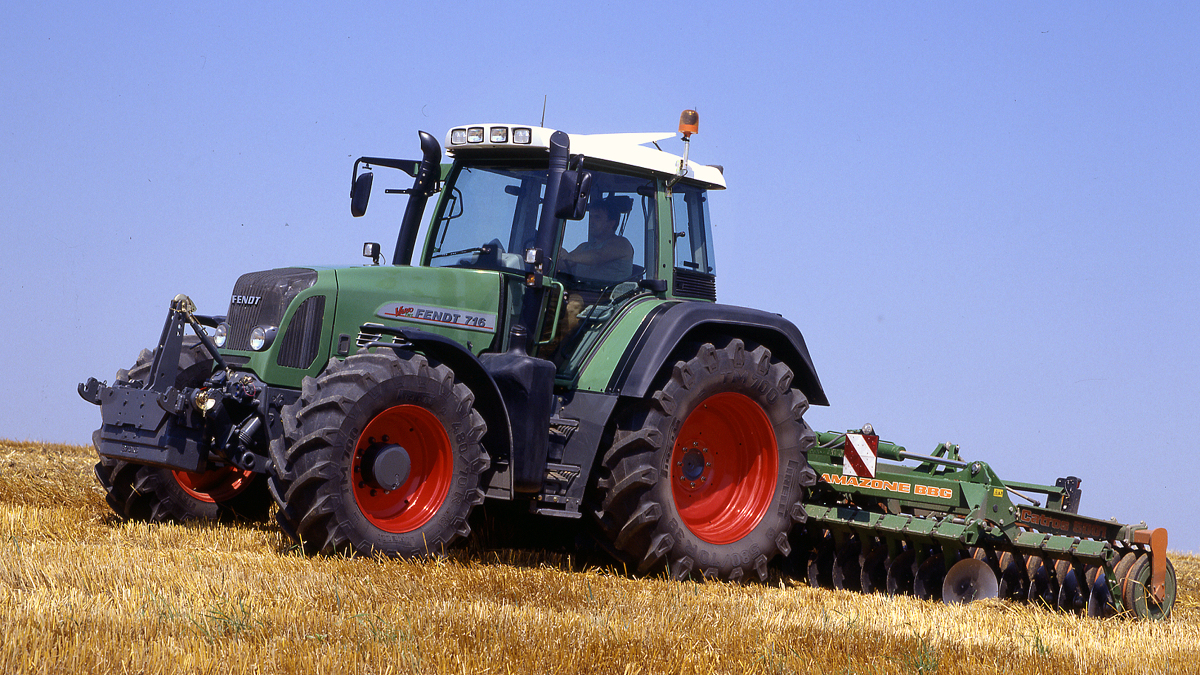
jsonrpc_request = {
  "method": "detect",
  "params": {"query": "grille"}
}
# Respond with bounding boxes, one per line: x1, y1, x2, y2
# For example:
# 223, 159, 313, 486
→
673, 268, 717, 301
276, 295, 326, 369
225, 268, 317, 351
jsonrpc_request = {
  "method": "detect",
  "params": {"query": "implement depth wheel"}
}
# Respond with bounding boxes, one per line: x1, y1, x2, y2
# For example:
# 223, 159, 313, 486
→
94, 339, 270, 522
1122, 554, 1176, 621
593, 339, 816, 582
270, 350, 488, 557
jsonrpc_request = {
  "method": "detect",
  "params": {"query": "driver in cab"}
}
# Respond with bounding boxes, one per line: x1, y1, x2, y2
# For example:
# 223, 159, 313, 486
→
544, 197, 637, 353
557, 197, 634, 283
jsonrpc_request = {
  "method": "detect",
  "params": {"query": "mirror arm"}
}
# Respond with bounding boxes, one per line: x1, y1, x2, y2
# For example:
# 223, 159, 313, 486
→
392, 131, 443, 266
354, 156, 422, 177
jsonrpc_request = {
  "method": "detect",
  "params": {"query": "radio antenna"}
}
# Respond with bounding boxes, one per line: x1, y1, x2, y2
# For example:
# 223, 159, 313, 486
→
541, 95, 547, 127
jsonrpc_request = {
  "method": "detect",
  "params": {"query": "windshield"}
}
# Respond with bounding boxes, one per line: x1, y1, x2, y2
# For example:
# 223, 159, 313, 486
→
426, 164, 546, 272
426, 163, 658, 285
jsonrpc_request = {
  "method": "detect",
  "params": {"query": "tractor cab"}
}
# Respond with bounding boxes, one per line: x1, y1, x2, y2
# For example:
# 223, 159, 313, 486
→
401, 121, 726, 374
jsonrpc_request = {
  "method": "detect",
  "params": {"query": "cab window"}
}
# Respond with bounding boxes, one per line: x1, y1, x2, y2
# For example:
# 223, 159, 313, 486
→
670, 183, 716, 275
556, 170, 656, 286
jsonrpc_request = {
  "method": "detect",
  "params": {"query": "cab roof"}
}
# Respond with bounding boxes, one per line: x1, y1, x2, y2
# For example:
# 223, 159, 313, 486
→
444, 124, 726, 189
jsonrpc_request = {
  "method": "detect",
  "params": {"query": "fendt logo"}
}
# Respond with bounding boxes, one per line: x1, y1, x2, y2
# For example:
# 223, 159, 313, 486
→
231, 295, 262, 306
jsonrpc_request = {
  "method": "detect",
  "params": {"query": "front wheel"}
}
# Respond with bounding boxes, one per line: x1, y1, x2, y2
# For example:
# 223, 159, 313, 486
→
269, 350, 489, 557
593, 339, 816, 582
95, 459, 266, 522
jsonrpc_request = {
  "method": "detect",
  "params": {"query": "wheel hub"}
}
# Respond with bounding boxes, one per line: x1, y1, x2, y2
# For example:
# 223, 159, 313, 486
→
362, 443, 412, 492
676, 444, 711, 490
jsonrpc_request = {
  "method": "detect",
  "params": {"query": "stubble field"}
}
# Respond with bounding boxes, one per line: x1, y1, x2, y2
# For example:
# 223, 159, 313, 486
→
1, 439, 1197, 674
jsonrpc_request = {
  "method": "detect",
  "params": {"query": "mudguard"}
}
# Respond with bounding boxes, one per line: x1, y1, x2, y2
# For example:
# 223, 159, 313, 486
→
606, 301, 828, 406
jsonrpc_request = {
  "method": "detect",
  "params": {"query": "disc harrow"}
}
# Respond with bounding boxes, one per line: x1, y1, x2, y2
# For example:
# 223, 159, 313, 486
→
790, 428, 1175, 620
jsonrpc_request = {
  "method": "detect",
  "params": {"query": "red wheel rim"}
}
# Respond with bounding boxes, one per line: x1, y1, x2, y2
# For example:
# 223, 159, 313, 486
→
172, 465, 255, 503
670, 392, 778, 545
352, 404, 453, 533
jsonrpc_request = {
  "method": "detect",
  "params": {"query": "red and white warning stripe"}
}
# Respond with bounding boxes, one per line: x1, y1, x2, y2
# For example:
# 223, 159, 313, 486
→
843, 433, 879, 479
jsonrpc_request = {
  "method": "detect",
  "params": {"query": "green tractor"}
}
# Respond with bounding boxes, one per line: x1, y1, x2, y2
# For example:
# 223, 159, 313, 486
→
79, 111, 1175, 618
80, 111, 822, 582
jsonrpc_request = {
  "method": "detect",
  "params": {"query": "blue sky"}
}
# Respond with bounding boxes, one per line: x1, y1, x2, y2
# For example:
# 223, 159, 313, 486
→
2, 2, 1197, 552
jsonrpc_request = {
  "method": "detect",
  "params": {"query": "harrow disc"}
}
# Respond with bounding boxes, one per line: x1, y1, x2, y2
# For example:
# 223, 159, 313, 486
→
942, 558, 999, 604
914, 554, 946, 601
832, 537, 863, 591
886, 547, 917, 595
806, 532, 835, 589
1086, 566, 1115, 618
1112, 551, 1138, 589
1026, 556, 1059, 608
1055, 560, 1086, 614
996, 551, 1029, 600
860, 541, 889, 593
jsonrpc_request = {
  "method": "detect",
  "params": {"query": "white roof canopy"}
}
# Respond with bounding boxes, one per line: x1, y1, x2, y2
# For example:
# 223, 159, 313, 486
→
444, 124, 726, 189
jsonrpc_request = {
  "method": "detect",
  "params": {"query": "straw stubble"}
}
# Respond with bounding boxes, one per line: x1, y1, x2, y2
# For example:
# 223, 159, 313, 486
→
1, 440, 1196, 674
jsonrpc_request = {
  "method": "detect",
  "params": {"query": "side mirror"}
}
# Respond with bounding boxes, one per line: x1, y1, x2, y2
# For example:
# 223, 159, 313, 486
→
554, 168, 592, 220
350, 171, 374, 217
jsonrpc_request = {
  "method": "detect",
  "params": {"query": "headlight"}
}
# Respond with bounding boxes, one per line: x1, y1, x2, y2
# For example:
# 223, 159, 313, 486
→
512, 127, 532, 144
450, 128, 467, 145
466, 126, 484, 143
249, 326, 276, 351
489, 126, 508, 143
213, 322, 230, 348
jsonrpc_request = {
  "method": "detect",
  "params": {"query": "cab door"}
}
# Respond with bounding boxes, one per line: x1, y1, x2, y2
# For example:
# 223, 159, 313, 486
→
546, 170, 665, 382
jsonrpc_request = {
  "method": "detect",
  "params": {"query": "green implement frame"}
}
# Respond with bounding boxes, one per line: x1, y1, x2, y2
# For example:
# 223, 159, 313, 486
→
797, 429, 1174, 619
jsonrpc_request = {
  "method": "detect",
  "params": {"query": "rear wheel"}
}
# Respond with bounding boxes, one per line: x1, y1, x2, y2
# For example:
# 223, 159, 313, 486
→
593, 339, 816, 582
94, 339, 270, 522
269, 350, 489, 557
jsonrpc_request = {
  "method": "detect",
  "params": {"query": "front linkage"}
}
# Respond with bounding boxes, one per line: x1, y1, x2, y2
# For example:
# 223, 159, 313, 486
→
79, 294, 288, 478
793, 427, 1175, 620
